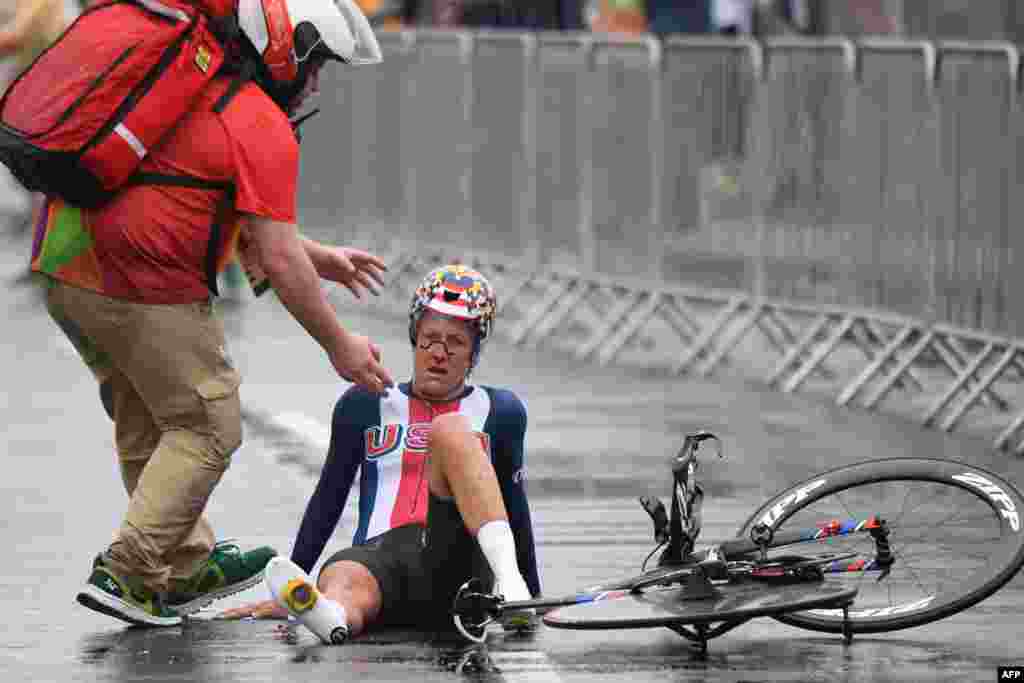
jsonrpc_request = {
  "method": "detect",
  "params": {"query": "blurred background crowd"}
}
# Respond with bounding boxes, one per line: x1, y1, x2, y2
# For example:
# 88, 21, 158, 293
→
3, 1, 1023, 84
365, 0, 1024, 42
2, 0, 1021, 121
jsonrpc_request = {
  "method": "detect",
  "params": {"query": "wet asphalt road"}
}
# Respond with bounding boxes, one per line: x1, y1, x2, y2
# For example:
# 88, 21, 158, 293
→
1, 230, 1022, 682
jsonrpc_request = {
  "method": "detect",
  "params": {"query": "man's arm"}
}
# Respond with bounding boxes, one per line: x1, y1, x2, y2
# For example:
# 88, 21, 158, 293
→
247, 217, 352, 354
489, 390, 542, 597
290, 392, 364, 573
245, 216, 392, 391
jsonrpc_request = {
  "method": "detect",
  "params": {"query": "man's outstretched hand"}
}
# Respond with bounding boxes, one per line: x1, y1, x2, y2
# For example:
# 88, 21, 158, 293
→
330, 333, 393, 395
313, 245, 387, 299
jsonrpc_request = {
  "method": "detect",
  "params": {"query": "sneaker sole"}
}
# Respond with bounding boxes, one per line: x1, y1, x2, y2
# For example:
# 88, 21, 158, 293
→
77, 585, 182, 627
281, 580, 348, 645
167, 570, 266, 616
266, 557, 348, 645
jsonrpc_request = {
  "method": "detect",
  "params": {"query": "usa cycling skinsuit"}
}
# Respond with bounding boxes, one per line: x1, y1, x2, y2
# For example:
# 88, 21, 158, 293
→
289, 381, 541, 628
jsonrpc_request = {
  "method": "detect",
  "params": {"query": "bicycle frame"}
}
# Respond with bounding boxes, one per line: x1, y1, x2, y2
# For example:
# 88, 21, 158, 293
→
457, 514, 890, 621
716, 515, 893, 572
456, 439, 1024, 653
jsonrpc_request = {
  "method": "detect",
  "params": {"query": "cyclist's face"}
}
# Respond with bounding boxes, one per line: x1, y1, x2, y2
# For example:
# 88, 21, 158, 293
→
413, 312, 475, 400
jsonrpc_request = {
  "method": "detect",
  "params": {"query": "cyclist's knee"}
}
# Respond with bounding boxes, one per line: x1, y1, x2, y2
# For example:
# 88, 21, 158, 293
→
428, 413, 474, 460
318, 560, 382, 627
320, 560, 377, 594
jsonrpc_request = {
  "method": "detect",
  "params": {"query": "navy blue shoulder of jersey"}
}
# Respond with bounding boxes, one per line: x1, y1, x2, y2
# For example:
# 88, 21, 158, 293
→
480, 385, 527, 445
333, 385, 382, 429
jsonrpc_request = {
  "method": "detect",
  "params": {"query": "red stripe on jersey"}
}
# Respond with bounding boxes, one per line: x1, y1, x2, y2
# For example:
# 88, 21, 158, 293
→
389, 397, 461, 528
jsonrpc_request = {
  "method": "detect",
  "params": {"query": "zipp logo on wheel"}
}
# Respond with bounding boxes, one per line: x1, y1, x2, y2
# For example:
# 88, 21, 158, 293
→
758, 479, 828, 528
952, 473, 1021, 532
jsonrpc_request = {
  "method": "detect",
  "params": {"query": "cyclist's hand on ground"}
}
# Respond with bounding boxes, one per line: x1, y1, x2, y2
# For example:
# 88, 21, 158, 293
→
330, 333, 394, 394
216, 600, 288, 620
316, 246, 387, 299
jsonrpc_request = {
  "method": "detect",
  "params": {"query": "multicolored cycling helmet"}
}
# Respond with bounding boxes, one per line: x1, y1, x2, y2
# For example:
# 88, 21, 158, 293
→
408, 265, 497, 367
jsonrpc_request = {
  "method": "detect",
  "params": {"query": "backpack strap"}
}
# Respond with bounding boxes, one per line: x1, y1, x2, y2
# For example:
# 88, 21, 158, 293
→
213, 65, 249, 114
127, 172, 230, 191
124, 171, 235, 296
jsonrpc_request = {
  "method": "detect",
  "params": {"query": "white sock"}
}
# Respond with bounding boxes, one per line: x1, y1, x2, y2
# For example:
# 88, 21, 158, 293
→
476, 519, 525, 596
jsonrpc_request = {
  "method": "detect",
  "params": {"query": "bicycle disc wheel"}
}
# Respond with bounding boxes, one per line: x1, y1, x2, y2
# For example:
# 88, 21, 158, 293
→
735, 458, 1024, 634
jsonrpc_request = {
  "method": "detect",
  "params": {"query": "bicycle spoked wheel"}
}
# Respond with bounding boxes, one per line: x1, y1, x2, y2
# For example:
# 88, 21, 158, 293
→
735, 458, 1024, 634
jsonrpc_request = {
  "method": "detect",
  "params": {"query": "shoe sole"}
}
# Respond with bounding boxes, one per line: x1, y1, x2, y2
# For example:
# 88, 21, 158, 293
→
77, 585, 182, 627
265, 557, 348, 645
167, 570, 267, 616
282, 579, 348, 645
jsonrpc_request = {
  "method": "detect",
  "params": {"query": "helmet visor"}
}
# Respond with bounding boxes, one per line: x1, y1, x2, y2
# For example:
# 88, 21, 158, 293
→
293, 21, 341, 64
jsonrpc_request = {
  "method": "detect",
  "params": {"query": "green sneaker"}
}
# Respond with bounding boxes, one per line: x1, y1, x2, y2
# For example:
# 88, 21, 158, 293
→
77, 561, 182, 627
166, 540, 277, 615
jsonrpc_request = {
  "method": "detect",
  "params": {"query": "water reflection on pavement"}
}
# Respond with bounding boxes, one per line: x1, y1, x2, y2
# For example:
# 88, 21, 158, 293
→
53, 498, 1023, 683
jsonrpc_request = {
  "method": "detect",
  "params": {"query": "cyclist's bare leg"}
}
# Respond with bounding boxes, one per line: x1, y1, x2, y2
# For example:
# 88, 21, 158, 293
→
315, 560, 383, 638
427, 413, 532, 608
427, 413, 505, 533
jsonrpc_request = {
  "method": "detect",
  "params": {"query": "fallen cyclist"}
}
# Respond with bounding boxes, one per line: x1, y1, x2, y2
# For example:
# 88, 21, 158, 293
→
220, 265, 542, 642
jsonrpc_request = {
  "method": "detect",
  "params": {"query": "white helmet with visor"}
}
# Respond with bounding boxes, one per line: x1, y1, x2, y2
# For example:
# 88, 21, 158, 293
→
237, 0, 381, 110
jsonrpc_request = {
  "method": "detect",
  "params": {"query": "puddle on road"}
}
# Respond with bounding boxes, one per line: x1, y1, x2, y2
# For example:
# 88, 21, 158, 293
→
65, 615, 1017, 683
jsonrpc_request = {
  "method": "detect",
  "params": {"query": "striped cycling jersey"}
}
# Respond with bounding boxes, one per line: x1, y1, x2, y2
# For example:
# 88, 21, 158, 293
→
290, 381, 541, 597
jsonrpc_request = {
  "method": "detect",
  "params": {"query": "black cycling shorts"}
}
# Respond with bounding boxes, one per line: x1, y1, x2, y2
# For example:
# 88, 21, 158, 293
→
321, 493, 494, 629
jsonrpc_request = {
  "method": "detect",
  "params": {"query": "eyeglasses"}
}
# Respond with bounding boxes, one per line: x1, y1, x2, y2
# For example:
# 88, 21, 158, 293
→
417, 339, 463, 358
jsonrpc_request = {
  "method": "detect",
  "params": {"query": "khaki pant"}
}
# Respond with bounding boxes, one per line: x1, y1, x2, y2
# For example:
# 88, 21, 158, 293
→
45, 279, 242, 592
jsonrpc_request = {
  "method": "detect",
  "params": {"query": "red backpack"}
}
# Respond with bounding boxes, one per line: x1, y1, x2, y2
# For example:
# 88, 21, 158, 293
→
0, 0, 246, 209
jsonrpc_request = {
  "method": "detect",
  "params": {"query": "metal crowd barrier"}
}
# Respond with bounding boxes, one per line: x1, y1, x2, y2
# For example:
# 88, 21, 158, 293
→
296, 31, 1024, 453
334, 241, 1024, 455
